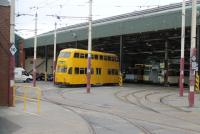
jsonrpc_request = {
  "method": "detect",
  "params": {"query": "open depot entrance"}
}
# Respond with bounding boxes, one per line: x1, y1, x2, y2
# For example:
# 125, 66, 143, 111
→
25, 27, 196, 85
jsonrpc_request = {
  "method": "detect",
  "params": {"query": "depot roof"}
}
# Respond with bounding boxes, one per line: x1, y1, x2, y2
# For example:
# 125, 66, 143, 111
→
0, 0, 9, 6
24, 1, 200, 48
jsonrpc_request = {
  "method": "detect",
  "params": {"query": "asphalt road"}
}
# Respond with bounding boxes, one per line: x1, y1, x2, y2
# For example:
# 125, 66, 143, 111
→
11, 82, 200, 134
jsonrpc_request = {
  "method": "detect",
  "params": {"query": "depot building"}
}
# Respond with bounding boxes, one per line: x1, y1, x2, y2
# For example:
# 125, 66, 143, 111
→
23, 1, 200, 85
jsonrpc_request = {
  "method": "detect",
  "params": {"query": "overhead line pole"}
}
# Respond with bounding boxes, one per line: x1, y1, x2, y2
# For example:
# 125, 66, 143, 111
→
179, 0, 186, 97
189, 0, 197, 107
87, 0, 93, 93
9, 0, 15, 106
53, 22, 57, 84
33, 12, 38, 87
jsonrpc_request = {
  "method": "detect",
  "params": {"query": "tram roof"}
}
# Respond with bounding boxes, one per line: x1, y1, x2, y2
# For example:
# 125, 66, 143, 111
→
60, 48, 117, 56
24, 1, 200, 48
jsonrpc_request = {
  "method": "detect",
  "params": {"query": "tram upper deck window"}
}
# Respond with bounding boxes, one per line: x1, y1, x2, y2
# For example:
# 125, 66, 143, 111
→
100, 55, 103, 60
80, 53, 85, 58
74, 53, 79, 58
115, 57, 119, 62
104, 56, 108, 61
57, 66, 67, 73
94, 55, 98, 60
68, 67, 72, 74
85, 54, 88, 59
58, 52, 71, 58
108, 56, 111, 61
111, 57, 114, 61
91, 54, 94, 59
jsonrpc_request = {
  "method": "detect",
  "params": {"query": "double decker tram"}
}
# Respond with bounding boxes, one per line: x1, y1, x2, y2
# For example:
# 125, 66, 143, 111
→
55, 48, 120, 85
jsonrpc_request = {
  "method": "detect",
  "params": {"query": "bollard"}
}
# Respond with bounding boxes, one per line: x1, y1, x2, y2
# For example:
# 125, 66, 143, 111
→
119, 73, 123, 86
37, 87, 41, 113
45, 72, 47, 82
13, 86, 16, 107
195, 72, 200, 93
23, 87, 27, 112
15, 85, 41, 113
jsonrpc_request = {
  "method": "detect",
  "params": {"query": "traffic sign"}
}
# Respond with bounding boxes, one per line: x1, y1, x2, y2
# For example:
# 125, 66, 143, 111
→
10, 44, 17, 55
191, 56, 196, 61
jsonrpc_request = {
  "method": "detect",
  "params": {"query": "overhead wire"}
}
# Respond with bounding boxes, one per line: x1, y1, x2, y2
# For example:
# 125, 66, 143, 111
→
15, 0, 183, 38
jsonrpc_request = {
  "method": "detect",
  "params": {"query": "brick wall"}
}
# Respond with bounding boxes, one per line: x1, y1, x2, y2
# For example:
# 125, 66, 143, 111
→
0, 5, 10, 106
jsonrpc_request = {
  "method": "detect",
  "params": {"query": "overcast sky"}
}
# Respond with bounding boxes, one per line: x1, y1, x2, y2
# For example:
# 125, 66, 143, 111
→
15, 0, 183, 38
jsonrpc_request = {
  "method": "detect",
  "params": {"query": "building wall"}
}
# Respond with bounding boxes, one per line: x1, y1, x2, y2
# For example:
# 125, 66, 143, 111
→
0, 5, 10, 106
15, 35, 25, 68
25, 57, 53, 74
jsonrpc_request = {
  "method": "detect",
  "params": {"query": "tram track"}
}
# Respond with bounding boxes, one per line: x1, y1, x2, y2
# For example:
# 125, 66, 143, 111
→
159, 93, 190, 112
52, 88, 200, 134
42, 89, 154, 134
143, 91, 200, 125
115, 89, 189, 114
15, 84, 200, 134
114, 88, 200, 133
43, 96, 154, 134
42, 96, 96, 134
114, 89, 160, 113
43, 90, 200, 134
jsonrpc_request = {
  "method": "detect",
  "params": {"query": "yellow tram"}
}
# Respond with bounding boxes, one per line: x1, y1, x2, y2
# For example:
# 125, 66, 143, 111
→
55, 48, 120, 85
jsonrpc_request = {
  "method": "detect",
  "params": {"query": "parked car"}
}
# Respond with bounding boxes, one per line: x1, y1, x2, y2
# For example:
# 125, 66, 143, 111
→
47, 74, 53, 81
14, 67, 33, 83
36, 73, 45, 81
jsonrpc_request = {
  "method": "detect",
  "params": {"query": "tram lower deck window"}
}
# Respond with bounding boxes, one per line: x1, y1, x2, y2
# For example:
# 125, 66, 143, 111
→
75, 67, 79, 74
80, 68, 85, 74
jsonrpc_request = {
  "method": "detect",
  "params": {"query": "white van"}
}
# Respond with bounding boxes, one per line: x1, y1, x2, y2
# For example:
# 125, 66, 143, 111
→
14, 67, 33, 83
